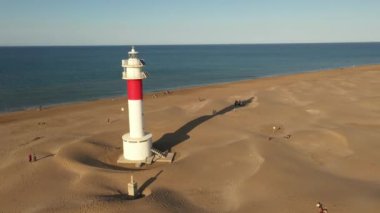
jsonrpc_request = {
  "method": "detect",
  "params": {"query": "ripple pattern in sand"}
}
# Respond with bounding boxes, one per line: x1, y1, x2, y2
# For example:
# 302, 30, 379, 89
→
289, 129, 353, 163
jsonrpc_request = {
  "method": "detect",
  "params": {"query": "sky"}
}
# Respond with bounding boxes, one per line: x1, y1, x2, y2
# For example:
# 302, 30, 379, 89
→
0, 0, 379, 46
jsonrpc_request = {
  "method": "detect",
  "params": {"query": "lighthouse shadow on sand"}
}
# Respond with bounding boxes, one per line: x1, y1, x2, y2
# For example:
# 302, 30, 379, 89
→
153, 97, 254, 152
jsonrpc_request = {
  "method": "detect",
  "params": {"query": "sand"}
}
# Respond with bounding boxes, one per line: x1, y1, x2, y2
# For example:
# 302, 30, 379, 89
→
1, 65, 380, 212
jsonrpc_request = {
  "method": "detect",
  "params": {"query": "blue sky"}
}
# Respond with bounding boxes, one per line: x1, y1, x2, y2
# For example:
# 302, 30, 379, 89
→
0, 0, 379, 46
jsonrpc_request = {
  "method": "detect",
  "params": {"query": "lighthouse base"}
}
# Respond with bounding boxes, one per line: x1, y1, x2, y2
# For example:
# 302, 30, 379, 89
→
118, 133, 153, 163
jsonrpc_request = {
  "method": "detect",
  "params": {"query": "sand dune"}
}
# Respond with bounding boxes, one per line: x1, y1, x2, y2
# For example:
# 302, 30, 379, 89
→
1, 65, 380, 212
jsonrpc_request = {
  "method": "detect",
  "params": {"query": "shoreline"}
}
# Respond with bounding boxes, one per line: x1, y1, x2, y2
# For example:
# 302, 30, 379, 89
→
1, 63, 377, 116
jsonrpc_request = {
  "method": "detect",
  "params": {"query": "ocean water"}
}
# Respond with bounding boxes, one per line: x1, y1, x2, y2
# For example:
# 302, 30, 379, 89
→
0, 43, 380, 112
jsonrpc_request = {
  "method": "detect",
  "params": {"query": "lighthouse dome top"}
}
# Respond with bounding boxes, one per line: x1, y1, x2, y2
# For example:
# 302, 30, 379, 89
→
122, 46, 144, 68
128, 46, 138, 55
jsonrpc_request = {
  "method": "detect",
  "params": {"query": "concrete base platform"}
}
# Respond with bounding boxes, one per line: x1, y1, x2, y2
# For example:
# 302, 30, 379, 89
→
156, 152, 175, 163
117, 152, 175, 165
146, 155, 154, 165
117, 155, 146, 164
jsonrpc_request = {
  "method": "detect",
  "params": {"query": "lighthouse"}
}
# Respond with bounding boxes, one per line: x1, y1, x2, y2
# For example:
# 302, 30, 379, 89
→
119, 47, 152, 162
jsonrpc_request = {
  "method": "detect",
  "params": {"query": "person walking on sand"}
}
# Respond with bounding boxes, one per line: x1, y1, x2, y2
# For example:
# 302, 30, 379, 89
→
316, 202, 328, 213
28, 153, 32, 162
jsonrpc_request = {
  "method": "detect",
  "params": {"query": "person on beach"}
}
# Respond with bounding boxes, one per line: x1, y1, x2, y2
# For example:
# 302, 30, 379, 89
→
28, 153, 32, 162
316, 202, 328, 213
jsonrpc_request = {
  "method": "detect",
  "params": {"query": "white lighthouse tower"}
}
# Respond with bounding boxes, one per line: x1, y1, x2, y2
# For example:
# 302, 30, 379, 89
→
119, 47, 152, 162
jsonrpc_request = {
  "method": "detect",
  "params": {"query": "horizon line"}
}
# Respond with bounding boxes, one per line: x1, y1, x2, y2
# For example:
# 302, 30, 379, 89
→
1, 41, 380, 48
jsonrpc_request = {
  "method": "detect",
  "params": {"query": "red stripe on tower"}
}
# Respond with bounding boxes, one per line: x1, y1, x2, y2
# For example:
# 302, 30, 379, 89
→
127, 79, 143, 100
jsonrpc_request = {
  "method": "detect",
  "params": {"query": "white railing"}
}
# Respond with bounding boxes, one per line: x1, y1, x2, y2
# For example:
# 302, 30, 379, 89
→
122, 71, 148, 79
122, 59, 143, 67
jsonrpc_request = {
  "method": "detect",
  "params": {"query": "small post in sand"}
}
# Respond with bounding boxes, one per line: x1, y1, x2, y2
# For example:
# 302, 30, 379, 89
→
128, 175, 138, 198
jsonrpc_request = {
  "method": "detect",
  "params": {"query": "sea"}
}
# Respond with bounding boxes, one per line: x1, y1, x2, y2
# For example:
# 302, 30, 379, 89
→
1, 43, 380, 112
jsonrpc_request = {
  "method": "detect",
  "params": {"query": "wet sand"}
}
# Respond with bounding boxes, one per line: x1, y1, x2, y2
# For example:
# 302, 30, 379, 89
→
1, 65, 380, 212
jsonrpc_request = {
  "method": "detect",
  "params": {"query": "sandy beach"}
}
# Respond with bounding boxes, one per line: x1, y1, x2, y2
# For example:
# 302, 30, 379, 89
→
0, 65, 380, 212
